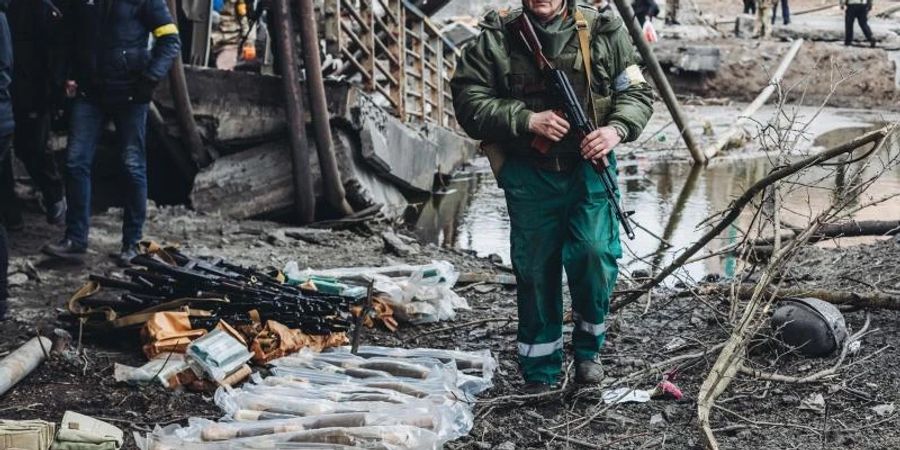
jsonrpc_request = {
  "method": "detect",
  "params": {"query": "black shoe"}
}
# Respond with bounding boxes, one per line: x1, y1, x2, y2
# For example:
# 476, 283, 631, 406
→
521, 382, 552, 395
3, 209, 24, 232
41, 239, 87, 261
45, 199, 66, 225
114, 247, 138, 268
870, 40, 877, 48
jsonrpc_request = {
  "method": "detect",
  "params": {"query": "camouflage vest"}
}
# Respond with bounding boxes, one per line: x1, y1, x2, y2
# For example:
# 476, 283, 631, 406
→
501, 6, 614, 157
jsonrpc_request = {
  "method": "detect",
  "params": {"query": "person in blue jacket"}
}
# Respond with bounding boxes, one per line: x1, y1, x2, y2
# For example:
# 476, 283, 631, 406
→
0, 0, 14, 320
41, 0, 180, 266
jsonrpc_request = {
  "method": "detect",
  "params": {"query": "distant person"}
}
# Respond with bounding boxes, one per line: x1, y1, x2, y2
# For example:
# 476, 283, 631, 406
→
633, 0, 660, 26
755, 0, 774, 37
842, 0, 876, 47
0, 0, 13, 321
41, 0, 180, 266
664, 0, 679, 24
771, 0, 790, 25
5, 0, 69, 226
743, 0, 756, 14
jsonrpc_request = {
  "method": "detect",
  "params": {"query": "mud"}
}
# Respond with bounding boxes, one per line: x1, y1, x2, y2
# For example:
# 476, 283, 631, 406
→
2, 192, 900, 449
666, 40, 900, 111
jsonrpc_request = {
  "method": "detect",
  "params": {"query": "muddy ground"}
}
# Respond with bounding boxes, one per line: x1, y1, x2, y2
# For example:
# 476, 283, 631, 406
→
666, 39, 900, 111
2, 195, 899, 449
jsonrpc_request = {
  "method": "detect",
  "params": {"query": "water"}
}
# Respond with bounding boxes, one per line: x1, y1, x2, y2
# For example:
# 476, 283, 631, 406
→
410, 126, 900, 282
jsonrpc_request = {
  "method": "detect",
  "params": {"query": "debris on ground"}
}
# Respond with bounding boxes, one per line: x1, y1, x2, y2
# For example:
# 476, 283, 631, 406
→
53, 411, 123, 450
0, 419, 55, 450
135, 346, 496, 449
284, 260, 469, 324
0, 337, 52, 397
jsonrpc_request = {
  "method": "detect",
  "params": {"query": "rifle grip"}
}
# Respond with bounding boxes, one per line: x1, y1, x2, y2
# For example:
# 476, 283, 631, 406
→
530, 109, 566, 155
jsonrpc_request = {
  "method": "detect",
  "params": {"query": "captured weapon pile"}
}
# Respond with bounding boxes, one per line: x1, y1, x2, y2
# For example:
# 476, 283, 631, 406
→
137, 346, 497, 449
66, 245, 358, 336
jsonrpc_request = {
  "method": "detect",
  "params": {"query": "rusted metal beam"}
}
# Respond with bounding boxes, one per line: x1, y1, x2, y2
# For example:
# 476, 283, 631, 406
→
271, 0, 315, 223
611, 0, 705, 165
164, 0, 211, 168
297, 0, 353, 216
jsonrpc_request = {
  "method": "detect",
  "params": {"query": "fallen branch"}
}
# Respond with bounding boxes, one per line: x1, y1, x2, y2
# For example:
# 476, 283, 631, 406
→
704, 39, 805, 160
611, 126, 890, 313
876, 4, 900, 18
409, 317, 513, 341
538, 428, 602, 449
698, 198, 834, 449
713, 405, 822, 436
689, 284, 900, 310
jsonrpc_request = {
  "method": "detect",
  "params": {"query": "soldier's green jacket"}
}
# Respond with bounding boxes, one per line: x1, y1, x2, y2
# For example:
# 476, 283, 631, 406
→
451, 4, 653, 152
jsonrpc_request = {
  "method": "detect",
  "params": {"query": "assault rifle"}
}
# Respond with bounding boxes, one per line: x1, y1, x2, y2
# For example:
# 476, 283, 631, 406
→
507, 12, 636, 240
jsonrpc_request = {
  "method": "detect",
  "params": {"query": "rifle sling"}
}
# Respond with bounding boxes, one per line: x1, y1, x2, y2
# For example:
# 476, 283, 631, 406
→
573, 9, 598, 125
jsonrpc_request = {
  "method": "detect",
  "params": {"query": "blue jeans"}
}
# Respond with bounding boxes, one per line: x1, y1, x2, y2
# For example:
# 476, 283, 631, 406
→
771, 0, 790, 24
65, 98, 149, 250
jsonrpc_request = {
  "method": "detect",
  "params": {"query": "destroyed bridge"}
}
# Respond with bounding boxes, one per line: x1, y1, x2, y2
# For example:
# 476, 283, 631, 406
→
150, 0, 475, 223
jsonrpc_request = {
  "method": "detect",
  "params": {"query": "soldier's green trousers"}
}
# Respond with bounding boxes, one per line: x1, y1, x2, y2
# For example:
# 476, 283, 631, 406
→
498, 156, 622, 384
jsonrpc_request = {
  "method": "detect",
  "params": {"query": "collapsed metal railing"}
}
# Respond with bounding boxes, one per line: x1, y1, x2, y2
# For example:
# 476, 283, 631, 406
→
323, 0, 458, 128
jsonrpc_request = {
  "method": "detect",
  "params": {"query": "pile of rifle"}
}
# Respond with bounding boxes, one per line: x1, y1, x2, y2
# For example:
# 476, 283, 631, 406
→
82, 248, 357, 336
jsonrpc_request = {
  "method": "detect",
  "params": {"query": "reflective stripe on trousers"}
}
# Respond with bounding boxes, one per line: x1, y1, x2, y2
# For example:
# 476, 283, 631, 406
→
518, 337, 564, 358
573, 312, 607, 336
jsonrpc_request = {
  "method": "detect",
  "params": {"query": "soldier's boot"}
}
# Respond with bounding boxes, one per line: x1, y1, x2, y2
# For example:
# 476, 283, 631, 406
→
575, 355, 605, 385
521, 382, 552, 395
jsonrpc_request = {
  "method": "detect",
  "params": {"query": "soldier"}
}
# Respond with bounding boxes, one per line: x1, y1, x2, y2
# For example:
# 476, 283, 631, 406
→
756, 0, 774, 38
842, 0, 875, 47
451, 0, 652, 392
664, 0, 679, 25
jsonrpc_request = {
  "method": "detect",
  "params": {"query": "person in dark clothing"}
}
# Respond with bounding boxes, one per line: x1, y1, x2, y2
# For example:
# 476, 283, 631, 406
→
5, 0, 69, 226
41, 0, 180, 266
632, 0, 660, 26
771, 0, 789, 25
0, 223, 7, 320
743, 0, 756, 14
0, 0, 14, 320
842, 0, 876, 47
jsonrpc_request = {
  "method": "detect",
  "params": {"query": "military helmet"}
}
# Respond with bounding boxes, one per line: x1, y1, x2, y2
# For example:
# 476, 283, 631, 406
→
771, 297, 848, 357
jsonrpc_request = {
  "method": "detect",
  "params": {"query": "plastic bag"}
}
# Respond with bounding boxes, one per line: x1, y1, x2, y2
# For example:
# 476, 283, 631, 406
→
137, 424, 441, 450
643, 20, 659, 43
325, 346, 497, 395
270, 350, 459, 385
113, 353, 190, 388
283, 261, 469, 324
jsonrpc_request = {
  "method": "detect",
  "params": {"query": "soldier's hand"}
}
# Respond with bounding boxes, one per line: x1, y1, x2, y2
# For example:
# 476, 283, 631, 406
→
528, 110, 570, 142
580, 126, 621, 161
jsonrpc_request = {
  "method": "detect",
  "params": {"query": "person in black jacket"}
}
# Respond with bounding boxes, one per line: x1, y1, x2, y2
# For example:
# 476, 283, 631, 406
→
0, 0, 14, 320
41, 0, 180, 266
632, 0, 660, 26
743, 0, 756, 14
4, 0, 69, 227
